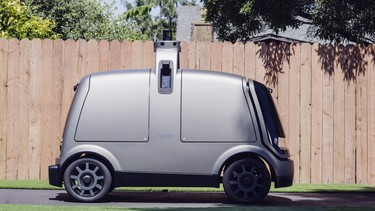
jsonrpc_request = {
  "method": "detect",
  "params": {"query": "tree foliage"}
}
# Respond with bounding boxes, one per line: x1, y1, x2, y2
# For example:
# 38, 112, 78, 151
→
123, 0, 196, 40
23, 0, 146, 41
203, 0, 375, 44
0, 0, 59, 39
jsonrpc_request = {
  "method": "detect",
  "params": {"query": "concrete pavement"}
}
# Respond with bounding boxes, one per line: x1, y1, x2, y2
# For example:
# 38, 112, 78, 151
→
1, 189, 375, 208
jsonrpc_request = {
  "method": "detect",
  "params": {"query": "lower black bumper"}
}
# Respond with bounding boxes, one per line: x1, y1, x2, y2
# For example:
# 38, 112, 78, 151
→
273, 159, 294, 188
275, 175, 294, 188
49, 165, 62, 187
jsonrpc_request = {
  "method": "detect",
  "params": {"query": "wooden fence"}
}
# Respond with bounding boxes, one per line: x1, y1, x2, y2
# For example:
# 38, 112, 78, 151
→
0, 38, 374, 185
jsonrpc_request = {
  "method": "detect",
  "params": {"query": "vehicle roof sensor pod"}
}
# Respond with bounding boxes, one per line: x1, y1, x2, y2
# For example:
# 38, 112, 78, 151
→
154, 37, 180, 94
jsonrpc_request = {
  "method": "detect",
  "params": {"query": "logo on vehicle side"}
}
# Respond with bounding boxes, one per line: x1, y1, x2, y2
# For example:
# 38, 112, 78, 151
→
156, 134, 174, 140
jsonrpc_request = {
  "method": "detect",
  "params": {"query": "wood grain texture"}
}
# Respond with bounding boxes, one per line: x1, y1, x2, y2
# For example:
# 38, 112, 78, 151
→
87, 40, 99, 73
288, 43, 301, 183
6, 38, 20, 179
40, 39, 53, 179
344, 45, 356, 184
367, 45, 375, 185
277, 43, 290, 149
110, 40, 121, 70
51, 39, 64, 164
221, 42, 233, 74
233, 42, 244, 76
356, 45, 368, 184
98, 40, 110, 71
244, 42, 256, 80
132, 41, 143, 69
0, 38, 8, 179
17, 39, 31, 180
188, 42, 196, 69
196, 42, 210, 70
333, 45, 345, 184
321, 46, 334, 184
29, 39, 43, 179
210, 42, 222, 71
143, 41, 154, 69
179, 42, 189, 69
310, 43, 322, 184
299, 43, 312, 183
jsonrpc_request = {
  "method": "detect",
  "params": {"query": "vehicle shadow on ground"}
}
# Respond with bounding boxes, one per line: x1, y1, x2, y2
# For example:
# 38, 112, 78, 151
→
50, 191, 292, 205
50, 191, 375, 207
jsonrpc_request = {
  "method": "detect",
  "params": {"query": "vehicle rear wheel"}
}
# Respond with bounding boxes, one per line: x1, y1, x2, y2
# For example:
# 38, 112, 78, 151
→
63, 158, 112, 202
223, 158, 271, 204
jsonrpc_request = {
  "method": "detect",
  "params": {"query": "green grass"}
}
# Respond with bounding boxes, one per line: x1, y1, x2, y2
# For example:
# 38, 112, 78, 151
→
0, 180, 374, 193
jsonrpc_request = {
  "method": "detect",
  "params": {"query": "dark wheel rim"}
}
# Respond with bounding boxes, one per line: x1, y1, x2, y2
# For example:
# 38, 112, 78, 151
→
227, 162, 268, 201
68, 161, 106, 198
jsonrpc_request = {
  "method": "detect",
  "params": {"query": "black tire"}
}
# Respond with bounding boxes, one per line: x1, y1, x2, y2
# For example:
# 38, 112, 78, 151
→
63, 158, 112, 202
223, 158, 271, 204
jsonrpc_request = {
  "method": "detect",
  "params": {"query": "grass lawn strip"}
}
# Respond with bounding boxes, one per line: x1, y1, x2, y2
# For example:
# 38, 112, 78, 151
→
0, 180, 374, 193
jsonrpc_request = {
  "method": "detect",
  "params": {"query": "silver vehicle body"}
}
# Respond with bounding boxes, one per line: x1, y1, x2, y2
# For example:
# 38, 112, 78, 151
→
49, 41, 293, 202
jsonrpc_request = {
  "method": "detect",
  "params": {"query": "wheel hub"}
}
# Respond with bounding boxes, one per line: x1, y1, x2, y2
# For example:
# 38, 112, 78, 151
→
238, 173, 256, 191
82, 175, 92, 184
241, 176, 253, 186
78, 171, 98, 191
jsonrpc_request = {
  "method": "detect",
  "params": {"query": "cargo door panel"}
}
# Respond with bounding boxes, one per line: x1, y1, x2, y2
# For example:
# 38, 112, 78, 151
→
181, 69, 257, 142
75, 70, 150, 142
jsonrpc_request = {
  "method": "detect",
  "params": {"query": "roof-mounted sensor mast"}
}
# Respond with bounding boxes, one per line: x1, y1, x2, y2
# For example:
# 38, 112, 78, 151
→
154, 30, 181, 94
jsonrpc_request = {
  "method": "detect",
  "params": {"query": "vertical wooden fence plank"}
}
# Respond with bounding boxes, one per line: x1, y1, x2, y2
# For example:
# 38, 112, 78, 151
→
277, 43, 290, 149
61, 40, 77, 129
29, 39, 43, 179
233, 42, 244, 76
344, 45, 356, 184
98, 40, 110, 71
40, 39, 53, 179
6, 38, 20, 180
288, 43, 301, 182
356, 45, 368, 184
77, 40, 88, 76
300, 43, 312, 183
121, 41, 132, 70
321, 45, 334, 184
143, 41, 154, 69
244, 42, 256, 80
0, 38, 8, 179
87, 40, 99, 73
51, 39, 64, 164
210, 42, 222, 71
110, 40, 121, 70
333, 44, 345, 183
196, 41, 210, 70
255, 43, 267, 84
179, 41, 189, 69
18, 39, 31, 180
367, 45, 375, 186
221, 42, 233, 73
310, 43, 323, 184
132, 41, 143, 69
188, 42, 196, 69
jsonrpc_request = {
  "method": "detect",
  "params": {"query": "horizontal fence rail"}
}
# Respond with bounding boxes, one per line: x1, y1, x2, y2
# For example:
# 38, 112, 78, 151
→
0, 38, 374, 185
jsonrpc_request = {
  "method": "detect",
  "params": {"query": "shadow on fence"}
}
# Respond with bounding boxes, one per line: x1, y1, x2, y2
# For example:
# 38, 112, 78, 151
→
256, 42, 292, 87
316, 44, 375, 81
255, 42, 375, 86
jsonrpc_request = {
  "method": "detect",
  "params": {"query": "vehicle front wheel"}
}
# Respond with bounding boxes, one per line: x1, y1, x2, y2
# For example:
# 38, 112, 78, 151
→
223, 158, 271, 204
63, 158, 112, 202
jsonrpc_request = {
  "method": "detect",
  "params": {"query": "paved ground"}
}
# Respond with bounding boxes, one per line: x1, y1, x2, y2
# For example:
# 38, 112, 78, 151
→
1, 189, 375, 208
